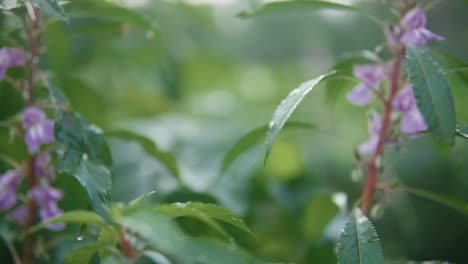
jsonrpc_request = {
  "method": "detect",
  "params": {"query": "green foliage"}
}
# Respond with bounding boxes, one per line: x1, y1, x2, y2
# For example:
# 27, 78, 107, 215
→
30, 210, 107, 232
55, 111, 113, 217
64, 242, 117, 264
398, 185, 468, 216
337, 209, 384, 264
115, 206, 260, 264
107, 130, 182, 185
157, 202, 255, 238
302, 195, 339, 243
238, 0, 380, 25
64, 0, 154, 31
28, 0, 68, 22
406, 46, 456, 146
265, 72, 333, 161
456, 125, 468, 139
0, 82, 23, 122
221, 121, 316, 173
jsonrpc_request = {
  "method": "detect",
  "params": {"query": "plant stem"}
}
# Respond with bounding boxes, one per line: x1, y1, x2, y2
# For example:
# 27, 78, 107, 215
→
119, 234, 138, 263
22, 10, 41, 264
361, 47, 405, 215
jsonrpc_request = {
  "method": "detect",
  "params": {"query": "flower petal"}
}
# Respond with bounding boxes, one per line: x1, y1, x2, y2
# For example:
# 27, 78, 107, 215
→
347, 84, 373, 106
401, 6, 426, 30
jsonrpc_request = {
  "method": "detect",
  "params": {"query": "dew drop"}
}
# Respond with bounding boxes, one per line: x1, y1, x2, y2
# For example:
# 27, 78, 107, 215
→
76, 236, 83, 241
268, 121, 275, 129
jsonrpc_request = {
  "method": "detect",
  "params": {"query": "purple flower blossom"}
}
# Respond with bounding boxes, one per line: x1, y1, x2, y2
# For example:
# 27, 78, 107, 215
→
31, 186, 64, 230
0, 48, 25, 81
0, 48, 25, 67
353, 64, 386, 88
401, 108, 427, 136
35, 152, 55, 182
347, 84, 373, 106
347, 64, 386, 106
10, 206, 28, 225
30, 186, 63, 207
399, 7, 444, 46
358, 113, 382, 156
392, 85, 428, 137
39, 203, 65, 230
22, 107, 55, 153
0, 170, 23, 210
392, 85, 416, 112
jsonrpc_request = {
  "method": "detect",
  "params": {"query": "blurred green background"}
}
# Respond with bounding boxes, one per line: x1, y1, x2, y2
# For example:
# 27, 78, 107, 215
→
1, 0, 468, 263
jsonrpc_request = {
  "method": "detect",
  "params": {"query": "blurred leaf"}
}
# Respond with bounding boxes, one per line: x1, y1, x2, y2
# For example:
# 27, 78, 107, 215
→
398, 185, 468, 217
115, 207, 259, 264
222, 121, 316, 173
64, 242, 116, 264
128, 190, 157, 208
30, 210, 107, 232
29, 0, 68, 22
97, 227, 118, 260
302, 195, 339, 243
47, 83, 70, 110
55, 111, 112, 217
101, 255, 129, 264
266, 72, 333, 161
107, 130, 182, 185
456, 125, 468, 139
337, 209, 384, 264
406, 46, 456, 146
157, 202, 254, 238
65, 0, 154, 31
0, 82, 23, 122
238, 0, 381, 25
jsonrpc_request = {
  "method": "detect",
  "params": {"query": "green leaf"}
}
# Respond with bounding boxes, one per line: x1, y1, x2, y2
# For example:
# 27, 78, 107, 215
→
115, 207, 258, 264
222, 121, 316, 173
97, 227, 118, 260
47, 84, 70, 110
238, 0, 380, 25
128, 190, 157, 208
55, 111, 113, 217
0, 82, 23, 122
65, 0, 154, 31
107, 130, 182, 185
157, 202, 254, 238
406, 46, 456, 146
337, 209, 384, 264
64, 242, 117, 264
456, 125, 468, 139
266, 72, 334, 161
30, 211, 107, 232
302, 195, 339, 243
398, 186, 468, 217
28, 0, 68, 22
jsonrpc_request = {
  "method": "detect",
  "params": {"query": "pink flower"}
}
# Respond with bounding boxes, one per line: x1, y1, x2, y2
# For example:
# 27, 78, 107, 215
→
358, 113, 382, 156
347, 64, 386, 106
10, 206, 28, 225
30, 186, 64, 230
22, 107, 55, 153
392, 85, 416, 113
0, 47, 25, 80
0, 170, 23, 210
399, 7, 444, 46
35, 152, 55, 182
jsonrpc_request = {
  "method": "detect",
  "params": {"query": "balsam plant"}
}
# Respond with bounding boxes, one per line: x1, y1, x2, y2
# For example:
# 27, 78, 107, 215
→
0, 0, 466, 263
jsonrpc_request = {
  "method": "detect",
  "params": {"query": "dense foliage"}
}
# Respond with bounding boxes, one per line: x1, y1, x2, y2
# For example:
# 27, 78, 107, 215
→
0, 0, 467, 263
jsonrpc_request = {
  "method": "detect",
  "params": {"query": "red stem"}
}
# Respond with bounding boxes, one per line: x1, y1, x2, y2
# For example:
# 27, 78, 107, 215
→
119, 235, 138, 263
22, 10, 41, 264
361, 48, 405, 215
